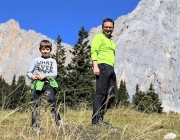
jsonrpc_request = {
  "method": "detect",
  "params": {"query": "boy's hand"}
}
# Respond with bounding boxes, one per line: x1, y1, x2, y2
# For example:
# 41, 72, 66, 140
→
36, 74, 46, 80
31, 75, 37, 80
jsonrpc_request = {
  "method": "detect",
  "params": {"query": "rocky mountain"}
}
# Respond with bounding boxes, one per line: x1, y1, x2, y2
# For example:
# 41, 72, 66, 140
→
88, 0, 180, 112
0, 19, 72, 85
1, 0, 180, 112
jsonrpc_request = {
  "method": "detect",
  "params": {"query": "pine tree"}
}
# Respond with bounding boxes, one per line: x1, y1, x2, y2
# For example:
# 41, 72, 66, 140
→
112, 83, 118, 107
0, 76, 11, 109
8, 75, 28, 109
51, 35, 68, 104
66, 26, 95, 108
118, 80, 130, 107
133, 84, 145, 108
7, 75, 17, 109
133, 83, 149, 112
133, 83, 163, 113
146, 83, 163, 113
11, 75, 16, 91
16, 76, 28, 107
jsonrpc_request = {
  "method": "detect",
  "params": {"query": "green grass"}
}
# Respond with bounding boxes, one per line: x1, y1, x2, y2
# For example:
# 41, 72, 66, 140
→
0, 105, 180, 140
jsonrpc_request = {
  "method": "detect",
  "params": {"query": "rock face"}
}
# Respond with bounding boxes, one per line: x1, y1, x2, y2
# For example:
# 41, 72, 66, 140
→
88, 0, 180, 111
0, 19, 72, 85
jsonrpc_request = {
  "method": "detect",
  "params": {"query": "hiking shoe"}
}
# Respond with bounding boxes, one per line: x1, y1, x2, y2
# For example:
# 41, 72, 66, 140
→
56, 120, 68, 126
92, 119, 111, 127
32, 127, 41, 133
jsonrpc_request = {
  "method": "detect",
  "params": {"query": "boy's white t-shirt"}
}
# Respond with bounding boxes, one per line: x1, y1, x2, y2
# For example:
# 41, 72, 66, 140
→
27, 57, 57, 79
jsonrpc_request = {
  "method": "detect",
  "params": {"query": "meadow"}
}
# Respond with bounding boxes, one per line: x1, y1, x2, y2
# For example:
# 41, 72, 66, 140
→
0, 103, 180, 140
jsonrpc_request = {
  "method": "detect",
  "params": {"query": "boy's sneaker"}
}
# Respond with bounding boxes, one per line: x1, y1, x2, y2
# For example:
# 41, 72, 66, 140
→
32, 127, 41, 133
56, 120, 68, 126
92, 118, 111, 127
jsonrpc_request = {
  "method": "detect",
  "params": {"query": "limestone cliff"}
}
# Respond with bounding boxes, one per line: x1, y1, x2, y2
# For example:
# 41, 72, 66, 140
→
88, 0, 180, 112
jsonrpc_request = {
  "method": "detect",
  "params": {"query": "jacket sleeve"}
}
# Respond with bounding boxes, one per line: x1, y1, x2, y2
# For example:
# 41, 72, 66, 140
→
90, 34, 102, 61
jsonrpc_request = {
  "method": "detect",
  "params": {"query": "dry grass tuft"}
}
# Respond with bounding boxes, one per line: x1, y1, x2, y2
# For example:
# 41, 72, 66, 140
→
0, 104, 180, 140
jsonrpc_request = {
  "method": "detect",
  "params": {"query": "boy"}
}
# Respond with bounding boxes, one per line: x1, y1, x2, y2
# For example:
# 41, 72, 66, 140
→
27, 40, 67, 131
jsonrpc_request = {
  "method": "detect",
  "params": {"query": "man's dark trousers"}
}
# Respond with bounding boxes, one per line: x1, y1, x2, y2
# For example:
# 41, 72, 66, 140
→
92, 63, 116, 124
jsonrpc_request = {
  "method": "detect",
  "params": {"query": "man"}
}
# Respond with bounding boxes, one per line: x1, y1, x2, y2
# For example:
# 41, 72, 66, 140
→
91, 18, 116, 126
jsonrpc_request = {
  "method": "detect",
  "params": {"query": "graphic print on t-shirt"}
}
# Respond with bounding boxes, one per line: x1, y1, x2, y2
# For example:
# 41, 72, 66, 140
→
35, 60, 53, 74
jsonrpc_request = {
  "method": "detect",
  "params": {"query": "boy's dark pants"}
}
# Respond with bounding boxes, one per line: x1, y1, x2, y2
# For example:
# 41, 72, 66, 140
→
92, 64, 116, 124
32, 82, 61, 127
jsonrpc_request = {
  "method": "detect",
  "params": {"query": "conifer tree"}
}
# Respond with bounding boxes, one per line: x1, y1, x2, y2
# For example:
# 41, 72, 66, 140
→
146, 83, 163, 113
133, 84, 145, 107
7, 75, 17, 109
51, 35, 68, 103
133, 83, 163, 113
112, 83, 118, 107
66, 26, 95, 107
11, 75, 16, 90
16, 76, 28, 107
9, 76, 28, 109
0, 76, 11, 109
118, 80, 130, 107
133, 84, 148, 112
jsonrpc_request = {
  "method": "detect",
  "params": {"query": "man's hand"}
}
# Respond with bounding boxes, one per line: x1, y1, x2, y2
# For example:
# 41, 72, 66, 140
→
92, 61, 100, 75
93, 67, 100, 75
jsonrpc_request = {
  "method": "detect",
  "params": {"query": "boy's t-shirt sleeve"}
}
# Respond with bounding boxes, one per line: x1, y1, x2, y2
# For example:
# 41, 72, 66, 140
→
27, 59, 36, 79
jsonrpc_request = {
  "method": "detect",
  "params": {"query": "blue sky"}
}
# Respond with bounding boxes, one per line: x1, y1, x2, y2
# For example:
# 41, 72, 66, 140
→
0, 0, 140, 45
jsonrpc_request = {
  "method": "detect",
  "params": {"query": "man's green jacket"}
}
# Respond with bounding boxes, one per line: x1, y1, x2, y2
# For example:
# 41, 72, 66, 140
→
91, 33, 116, 67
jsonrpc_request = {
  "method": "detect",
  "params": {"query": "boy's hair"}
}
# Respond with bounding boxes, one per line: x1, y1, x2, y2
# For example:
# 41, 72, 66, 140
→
39, 40, 52, 51
102, 18, 114, 27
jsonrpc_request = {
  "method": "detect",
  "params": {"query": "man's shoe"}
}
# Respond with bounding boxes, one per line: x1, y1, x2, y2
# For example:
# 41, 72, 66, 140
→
56, 120, 68, 126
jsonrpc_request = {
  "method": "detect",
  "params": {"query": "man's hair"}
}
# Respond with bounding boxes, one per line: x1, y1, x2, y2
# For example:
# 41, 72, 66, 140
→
102, 18, 114, 27
39, 40, 52, 51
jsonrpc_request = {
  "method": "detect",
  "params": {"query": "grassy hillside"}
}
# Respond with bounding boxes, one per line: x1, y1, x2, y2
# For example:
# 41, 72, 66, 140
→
0, 105, 180, 140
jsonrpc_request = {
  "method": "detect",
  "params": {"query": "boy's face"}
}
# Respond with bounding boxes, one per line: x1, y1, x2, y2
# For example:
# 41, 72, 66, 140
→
40, 47, 51, 58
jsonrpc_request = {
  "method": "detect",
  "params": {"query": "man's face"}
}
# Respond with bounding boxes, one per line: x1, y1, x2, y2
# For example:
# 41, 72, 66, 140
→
102, 22, 114, 37
40, 47, 51, 58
